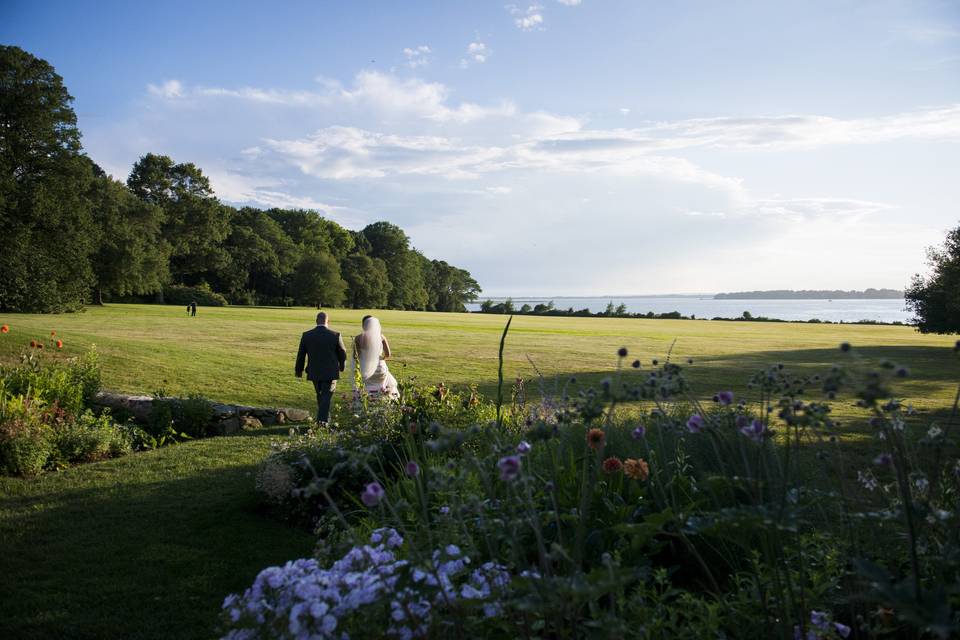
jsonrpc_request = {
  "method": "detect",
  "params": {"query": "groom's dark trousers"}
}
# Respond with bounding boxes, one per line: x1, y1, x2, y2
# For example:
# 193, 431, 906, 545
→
295, 325, 347, 423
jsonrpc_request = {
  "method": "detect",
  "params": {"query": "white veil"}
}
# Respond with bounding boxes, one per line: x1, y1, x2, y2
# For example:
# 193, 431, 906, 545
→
358, 316, 382, 380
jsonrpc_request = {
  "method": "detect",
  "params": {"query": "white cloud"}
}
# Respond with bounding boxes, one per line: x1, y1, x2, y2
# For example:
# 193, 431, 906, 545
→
556, 0, 581, 5
146, 79, 184, 99
148, 71, 516, 124
619, 108, 630, 116
460, 41, 490, 68
510, 4, 545, 31
403, 45, 432, 68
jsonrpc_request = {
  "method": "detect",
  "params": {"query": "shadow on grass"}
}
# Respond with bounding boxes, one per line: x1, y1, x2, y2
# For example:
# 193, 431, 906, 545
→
0, 431, 316, 640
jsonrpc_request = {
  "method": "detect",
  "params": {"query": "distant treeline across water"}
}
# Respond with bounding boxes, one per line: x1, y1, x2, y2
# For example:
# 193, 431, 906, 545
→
468, 296, 911, 324
713, 288, 903, 300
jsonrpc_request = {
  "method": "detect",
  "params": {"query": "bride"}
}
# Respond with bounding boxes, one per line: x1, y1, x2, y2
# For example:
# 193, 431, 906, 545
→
353, 315, 399, 398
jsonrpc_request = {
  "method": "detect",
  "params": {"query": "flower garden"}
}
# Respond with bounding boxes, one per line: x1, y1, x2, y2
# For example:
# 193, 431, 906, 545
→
1, 318, 958, 638
225, 329, 960, 638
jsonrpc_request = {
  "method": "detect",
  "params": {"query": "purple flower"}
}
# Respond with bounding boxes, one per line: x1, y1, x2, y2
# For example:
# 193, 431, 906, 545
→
873, 453, 893, 467
361, 482, 384, 507
439, 505, 450, 515
516, 440, 532, 455
833, 622, 851, 638
810, 610, 829, 630
740, 419, 768, 442
404, 461, 420, 477
497, 455, 522, 481
735, 415, 750, 429
715, 391, 734, 406
686, 415, 705, 433
632, 425, 646, 439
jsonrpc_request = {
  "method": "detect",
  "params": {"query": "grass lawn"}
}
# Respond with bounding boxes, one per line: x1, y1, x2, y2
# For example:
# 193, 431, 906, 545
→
0, 304, 957, 638
0, 428, 316, 640
1, 304, 957, 418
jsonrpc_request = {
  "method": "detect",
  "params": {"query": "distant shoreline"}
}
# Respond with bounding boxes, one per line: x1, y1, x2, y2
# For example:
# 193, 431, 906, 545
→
714, 288, 903, 300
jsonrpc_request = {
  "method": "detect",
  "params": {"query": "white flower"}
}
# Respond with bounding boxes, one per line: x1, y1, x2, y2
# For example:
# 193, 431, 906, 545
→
927, 425, 943, 439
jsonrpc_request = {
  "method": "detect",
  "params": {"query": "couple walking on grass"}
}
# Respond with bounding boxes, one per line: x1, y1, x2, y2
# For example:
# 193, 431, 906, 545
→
294, 312, 399, 424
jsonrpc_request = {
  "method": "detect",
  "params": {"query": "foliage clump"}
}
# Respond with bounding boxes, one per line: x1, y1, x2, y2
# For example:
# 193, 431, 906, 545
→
236, 341, 960, 638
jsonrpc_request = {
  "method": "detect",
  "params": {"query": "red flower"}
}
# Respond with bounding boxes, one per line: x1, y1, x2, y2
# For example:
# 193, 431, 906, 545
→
586, 428, 606, 450
1, 325, 9, 334
30, 339, 37, 348
602, 456, 623, 474
56, 340, 63, 349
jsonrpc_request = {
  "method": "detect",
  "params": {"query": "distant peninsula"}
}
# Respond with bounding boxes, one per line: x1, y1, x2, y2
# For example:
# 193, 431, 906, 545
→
714, 288, 903, 300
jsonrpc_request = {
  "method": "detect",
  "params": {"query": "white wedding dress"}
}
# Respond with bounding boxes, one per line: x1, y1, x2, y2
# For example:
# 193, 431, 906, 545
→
354, 317, 399, 399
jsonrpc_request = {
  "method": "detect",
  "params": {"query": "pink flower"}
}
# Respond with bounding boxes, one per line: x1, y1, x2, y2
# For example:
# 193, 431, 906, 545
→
360, 482, 384, 507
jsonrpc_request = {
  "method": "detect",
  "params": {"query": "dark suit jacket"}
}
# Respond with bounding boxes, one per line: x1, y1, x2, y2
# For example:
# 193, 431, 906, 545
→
295, 326, 347, 381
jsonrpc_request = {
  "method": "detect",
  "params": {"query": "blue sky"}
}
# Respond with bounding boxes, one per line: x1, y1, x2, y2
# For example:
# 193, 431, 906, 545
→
4, 0, 959, 295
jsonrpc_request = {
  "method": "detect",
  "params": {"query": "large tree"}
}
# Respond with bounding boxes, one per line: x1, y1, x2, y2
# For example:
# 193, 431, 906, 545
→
266, 209, 355, 260
905, 223, 960, 334
424, 259, 481, 312
89, 173, 169, 304
342, 254, 391, 309
216, 207, 300, 304
291, 251, 348, 307
362, 221, 429, 309
0, 46, 99, 312
127, 153, 230, 285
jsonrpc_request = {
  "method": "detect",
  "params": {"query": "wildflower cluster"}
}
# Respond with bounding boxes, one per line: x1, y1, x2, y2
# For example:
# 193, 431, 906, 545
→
221, 529, 512, 639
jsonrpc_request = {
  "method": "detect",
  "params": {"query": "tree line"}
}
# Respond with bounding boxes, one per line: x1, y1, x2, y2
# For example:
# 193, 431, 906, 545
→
0, 45, 481, 313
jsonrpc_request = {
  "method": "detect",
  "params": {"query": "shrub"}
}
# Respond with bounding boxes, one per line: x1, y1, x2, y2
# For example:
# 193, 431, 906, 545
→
162, 283, 228, 307
51, 410, 129, 466
0, 392, 54, 476
147, 393, 214, 439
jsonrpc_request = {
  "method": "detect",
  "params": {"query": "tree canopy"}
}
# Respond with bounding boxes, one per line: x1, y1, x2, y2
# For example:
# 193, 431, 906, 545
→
905, 223, 960, 334
0, 47, 482, 313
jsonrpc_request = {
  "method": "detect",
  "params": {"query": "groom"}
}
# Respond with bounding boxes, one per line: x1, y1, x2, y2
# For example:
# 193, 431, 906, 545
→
295, 312, 347, 425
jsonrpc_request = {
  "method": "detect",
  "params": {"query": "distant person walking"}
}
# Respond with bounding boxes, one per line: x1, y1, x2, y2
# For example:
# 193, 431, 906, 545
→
295, 312, 347, 425
190, 300, 198, 317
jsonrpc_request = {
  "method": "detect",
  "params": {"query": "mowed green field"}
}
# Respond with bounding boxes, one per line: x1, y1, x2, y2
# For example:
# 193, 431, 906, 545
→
0, 303, 957, 421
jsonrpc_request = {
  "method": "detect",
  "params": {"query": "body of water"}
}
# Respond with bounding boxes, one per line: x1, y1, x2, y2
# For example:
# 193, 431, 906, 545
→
466, 296, 911, 324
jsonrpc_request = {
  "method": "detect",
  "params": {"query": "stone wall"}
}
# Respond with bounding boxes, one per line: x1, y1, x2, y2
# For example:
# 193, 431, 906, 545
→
93, 391, 312, 435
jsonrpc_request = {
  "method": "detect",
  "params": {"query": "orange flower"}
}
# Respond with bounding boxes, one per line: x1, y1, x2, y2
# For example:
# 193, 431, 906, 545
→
56, 339, 63, 349
1, 325, 9, 334
586, 428, 606, 450
30, 339, 37, 348
602, 456, 623, 474
624, 458, 649, 481
36, 342, 44, 350
50, 330, 56, 337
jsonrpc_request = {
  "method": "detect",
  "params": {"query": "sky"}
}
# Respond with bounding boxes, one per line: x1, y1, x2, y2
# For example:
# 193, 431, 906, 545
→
4, 0, 959, 296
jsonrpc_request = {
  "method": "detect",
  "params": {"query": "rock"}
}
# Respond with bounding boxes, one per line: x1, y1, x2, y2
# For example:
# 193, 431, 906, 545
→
258, 413, 278, 426
241, 415, 263, 430
93, 391, 156, 421
213, 417, 240, 436
281, 408, 311, 423
211, 403, 237, 419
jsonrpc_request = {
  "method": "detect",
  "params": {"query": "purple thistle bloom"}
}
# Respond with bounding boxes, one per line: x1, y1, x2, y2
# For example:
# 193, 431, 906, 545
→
686, 415, 705, 433
632, 425, 646, 439
497, 455, 522, 481
740, 418, 768, 442
810, 610, 829, 630
833, 622, 851, 638
516, 440, 532, 455
873, 453, 893, 467
360, 482, 384, 507
404, 460, 420, 477
716, 391, 734, 406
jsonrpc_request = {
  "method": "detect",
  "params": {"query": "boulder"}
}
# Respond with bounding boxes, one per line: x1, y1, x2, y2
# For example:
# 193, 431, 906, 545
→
213, 416, 241, 436
241, 415, 263, 430
280, 408, 311, 423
